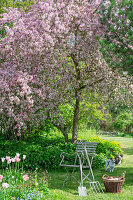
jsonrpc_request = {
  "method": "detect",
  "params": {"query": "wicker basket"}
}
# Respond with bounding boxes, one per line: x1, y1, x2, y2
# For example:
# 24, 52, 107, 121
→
102, 174, 125, 193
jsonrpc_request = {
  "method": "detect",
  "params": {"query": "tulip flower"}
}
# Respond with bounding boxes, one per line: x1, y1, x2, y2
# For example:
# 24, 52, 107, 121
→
15, 156, 21, 163
11, 158, 15, 162
2, 183, 9, 189
23, 155, 26, 160
7, 159, 11, 164
6, 156, 10, 161
23, 174, 29, 181
0, 175, 3, 181
16, 153, 20, 157
1, 158, 5, 163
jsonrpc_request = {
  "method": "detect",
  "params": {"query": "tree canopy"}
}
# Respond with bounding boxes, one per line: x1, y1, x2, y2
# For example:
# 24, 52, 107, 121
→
99, 0, 133, 75
0, 0, 132, 142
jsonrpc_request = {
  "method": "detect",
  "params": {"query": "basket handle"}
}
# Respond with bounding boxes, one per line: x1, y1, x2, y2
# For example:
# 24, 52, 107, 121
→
121, 171, 126, 179
102, 174, 109, 178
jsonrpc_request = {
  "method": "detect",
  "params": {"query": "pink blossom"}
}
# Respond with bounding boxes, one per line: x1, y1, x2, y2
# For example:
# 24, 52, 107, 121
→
11, 158, 15, 162
12, 198, 15, 200
7, 159, 11, 164
0, 0, 132, 143
16, 153, 20, 157
0, 175, 3, 180
23, 174, 29, 181
6, 156, 10, 161
1, 158, 5, 163
15, 157, 21, 163
2, 183, 9, 189
23, 155, 26, 160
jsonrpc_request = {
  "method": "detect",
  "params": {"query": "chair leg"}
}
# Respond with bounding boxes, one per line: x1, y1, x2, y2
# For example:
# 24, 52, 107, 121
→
62, 168, 79, 187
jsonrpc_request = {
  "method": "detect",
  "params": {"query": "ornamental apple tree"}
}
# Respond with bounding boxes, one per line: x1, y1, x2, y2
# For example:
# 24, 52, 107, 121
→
0, 0, 132, 142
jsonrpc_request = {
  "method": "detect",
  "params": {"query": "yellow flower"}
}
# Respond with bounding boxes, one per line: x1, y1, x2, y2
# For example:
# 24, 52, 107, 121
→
110, 154, 114, 159
110, 141, 121, 148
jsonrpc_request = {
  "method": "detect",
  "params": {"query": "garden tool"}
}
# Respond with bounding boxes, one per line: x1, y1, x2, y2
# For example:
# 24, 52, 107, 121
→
84, 144, 104, 193
78, 154, 87, 196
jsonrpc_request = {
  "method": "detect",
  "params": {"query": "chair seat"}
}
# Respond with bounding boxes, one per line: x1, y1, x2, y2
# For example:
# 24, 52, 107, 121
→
60, 164, 90, 168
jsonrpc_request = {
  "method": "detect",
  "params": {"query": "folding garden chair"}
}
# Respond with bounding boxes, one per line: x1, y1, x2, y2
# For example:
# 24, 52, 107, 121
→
59, 140, 104, 195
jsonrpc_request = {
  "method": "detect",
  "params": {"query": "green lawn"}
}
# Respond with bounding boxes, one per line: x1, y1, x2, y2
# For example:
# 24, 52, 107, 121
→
47, 135, 133, 200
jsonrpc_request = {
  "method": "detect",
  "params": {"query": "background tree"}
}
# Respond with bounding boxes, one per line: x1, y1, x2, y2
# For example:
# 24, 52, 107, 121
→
0, 0, 32, 13
113, 112, 133, 133
99, 0, 133, 75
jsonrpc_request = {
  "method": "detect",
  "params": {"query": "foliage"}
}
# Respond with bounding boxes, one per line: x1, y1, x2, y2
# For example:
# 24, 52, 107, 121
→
100, 0, 133, 75
50, 94, 107, 134
113, 112, 133, 133
0, 136, 75, 171
51, 103, 74, 134
79, 93, 105, 124
89, 136, 122, 168
106, 100, 131, 119
0, 135, 122, 171
0, 0, 33, 13
0, 0, 132, 143
0, 0, 13, 14
0, 153, 49, 199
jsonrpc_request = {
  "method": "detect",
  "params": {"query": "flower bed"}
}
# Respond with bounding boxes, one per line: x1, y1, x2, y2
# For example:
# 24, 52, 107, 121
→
0, 153, 49, 200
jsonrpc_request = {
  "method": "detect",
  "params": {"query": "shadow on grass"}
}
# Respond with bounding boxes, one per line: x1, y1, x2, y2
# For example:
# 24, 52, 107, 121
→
122, 147, 133, 155
48, 166, 133, 194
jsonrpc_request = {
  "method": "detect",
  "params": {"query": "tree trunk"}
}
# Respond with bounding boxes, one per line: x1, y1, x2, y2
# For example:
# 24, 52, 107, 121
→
56, 125, 69, 143
50, 119, 69, 143
62, 129, 69, 143
47, 110, 69, 143
72, 89, 81, 143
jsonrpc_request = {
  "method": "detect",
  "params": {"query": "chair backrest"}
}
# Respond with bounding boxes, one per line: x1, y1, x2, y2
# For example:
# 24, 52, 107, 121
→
76, 142, 98, 156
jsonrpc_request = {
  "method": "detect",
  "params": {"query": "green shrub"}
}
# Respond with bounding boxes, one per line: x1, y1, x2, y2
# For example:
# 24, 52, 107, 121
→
0, 135, 122, 170
89, 136, 122, 168
113, 112, 133, 133
0, 136, 76, 171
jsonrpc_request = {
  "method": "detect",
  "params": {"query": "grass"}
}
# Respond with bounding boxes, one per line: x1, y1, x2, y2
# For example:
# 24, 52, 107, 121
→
47, 134, 133, 200
78, 128, 97, 140
0, 131, 132, 199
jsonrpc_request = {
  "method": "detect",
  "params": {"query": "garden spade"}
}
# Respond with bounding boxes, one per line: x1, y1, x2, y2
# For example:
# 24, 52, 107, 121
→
78, 155, 87, 196
78, 185, 87, 196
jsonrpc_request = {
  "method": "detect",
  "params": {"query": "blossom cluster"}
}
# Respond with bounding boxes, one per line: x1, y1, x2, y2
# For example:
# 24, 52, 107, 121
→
0, 0, 107, 138
1, 153, 26, 164
0, 0, 132, 142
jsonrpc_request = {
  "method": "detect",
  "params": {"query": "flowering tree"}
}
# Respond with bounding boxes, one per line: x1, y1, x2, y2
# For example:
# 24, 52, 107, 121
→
0, 0, 132, 142
99, 0, 133, 75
